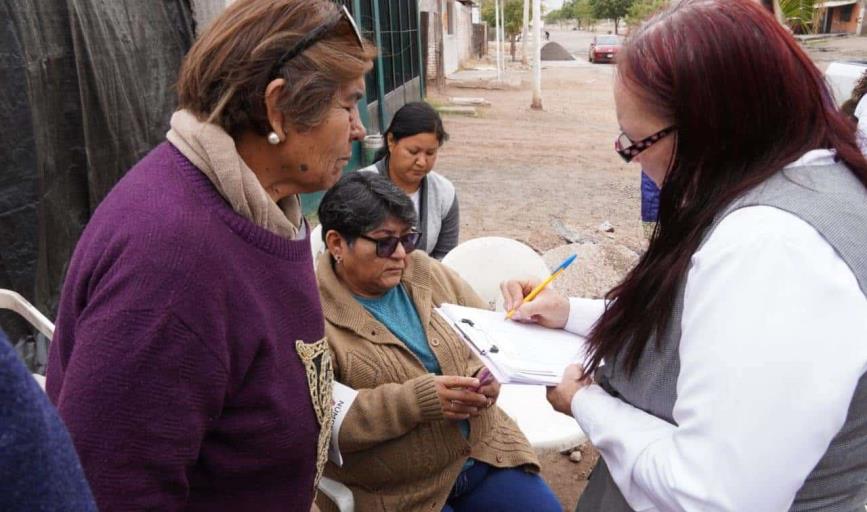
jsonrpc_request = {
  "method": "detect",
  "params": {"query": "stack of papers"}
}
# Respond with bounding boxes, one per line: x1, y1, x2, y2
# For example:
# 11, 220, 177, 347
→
435, 303, 588, 385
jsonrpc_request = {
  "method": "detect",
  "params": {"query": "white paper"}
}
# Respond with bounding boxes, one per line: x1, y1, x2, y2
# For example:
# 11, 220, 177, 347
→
435, 303, 588, 385
328, 381, 359, 467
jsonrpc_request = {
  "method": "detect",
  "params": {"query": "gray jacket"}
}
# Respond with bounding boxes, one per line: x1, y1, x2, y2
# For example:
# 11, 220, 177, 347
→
359, 159, 459, 260
579, 161, 867, 512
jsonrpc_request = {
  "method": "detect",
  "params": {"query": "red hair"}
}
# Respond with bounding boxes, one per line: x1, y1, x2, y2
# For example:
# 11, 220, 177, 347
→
585, 0, 867, 375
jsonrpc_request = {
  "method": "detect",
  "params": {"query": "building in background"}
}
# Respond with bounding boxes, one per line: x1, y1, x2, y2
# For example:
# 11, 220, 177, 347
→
815, 0, 867, 34
420, 0, 486, 86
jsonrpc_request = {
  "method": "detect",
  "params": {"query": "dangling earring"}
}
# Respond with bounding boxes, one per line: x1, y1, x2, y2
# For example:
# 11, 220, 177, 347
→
267, 132, 280, 145
334, 254, 343, 264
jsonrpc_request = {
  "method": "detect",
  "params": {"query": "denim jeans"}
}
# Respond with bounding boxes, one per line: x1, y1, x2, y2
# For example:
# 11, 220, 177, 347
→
442, 461, 562, 512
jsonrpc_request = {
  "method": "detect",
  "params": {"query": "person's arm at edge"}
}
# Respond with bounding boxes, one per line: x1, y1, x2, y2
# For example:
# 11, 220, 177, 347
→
571, 208, 867, 512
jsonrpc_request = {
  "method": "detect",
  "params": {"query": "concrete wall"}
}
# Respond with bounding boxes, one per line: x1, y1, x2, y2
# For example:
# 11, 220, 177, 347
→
442, 1, 475, 75
425, 11, 439, 80
455, 3, 474, 64
859, 0, 867, 34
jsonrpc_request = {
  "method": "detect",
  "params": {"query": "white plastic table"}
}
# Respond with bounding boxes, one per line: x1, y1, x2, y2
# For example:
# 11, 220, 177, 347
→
496, 383, 586, 452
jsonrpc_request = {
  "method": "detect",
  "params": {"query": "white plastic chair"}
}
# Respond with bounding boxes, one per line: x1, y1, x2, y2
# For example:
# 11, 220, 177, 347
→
0, 288, 354, 511
318, 476, 354, 512
441, 236, 551, 311
441, 237, 587, 452
310, 224, 326, 272
0, 289, 53, 391
0, 289, 54, 340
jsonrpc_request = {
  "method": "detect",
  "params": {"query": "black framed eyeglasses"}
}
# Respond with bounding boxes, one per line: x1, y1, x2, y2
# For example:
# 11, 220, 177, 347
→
357, 231, 422, 258
615, 126, 676, 163
270, 5, 364, 79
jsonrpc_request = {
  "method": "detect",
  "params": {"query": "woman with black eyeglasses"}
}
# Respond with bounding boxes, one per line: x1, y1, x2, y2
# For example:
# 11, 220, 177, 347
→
503, 1, 867, 511
45, 1, 375, 510
314, 172, 560, 512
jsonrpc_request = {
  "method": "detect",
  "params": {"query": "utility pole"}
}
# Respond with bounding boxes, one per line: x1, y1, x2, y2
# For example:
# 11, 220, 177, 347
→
531, 0, 542, 109
521, 0, 529, 65
857, 0, 867, 35
495, 0, 502, 79
500, 0, 506, 65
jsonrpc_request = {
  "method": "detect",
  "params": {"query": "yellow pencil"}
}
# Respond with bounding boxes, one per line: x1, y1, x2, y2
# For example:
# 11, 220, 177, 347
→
506, 254, 577, 319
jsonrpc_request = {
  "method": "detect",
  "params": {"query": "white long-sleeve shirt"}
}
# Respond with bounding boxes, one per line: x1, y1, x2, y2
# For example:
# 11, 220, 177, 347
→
566, 151, 867, 512
856, 95, 867, 154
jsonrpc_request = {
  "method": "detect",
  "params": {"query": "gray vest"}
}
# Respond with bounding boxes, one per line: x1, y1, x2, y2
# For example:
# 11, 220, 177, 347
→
578, 162, 867, 512
358, 159, 456, 255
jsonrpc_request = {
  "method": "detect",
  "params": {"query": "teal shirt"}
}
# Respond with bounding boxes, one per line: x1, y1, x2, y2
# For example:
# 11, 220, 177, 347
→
355, 285, 441, 374
355, 285, 473, 469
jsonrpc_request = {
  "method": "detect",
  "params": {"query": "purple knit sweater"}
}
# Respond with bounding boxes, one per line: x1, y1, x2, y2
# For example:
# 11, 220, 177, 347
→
46, 143, 326, 511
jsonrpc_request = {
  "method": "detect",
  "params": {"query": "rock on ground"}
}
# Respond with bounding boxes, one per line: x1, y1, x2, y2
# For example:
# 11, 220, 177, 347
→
543, 242, 640, 299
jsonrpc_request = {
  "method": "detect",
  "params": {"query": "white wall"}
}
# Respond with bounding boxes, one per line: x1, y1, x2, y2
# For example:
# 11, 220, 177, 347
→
442, 2, 474, 75
456, 4, 473, 64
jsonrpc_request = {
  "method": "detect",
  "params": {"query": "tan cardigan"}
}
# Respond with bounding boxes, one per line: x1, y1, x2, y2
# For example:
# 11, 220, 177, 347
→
316, 251, 539, 512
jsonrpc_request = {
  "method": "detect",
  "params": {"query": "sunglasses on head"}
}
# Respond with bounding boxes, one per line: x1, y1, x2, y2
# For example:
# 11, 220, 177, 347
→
357, 231, 422, 258
615, 126, 676, 163
270, 5, 364, 79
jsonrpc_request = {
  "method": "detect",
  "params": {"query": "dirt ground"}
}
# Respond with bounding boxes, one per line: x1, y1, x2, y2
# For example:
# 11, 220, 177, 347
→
426, 30, 867, 510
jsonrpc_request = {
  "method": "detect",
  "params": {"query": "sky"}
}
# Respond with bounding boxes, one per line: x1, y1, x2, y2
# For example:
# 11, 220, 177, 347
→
545, 0, 566, 9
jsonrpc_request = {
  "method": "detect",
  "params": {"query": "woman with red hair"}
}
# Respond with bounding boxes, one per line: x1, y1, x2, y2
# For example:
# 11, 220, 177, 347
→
503, 0, 867, 510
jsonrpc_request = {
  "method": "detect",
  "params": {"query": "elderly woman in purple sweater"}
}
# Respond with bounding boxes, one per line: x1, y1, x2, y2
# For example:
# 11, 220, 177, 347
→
45, 1, 375, 510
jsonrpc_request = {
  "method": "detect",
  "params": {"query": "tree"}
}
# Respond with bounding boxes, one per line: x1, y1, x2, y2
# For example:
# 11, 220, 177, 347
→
552, 0, 597, 31
482, 0, 526, 61
778, 0, 818, 33
625, 0, 668, 27
569, 0, 597, 30
544, 8, 566, 25
590, 0, 633, 34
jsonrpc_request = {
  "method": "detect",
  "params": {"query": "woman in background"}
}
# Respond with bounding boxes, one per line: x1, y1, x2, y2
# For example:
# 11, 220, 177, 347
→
361, 101, 459, 259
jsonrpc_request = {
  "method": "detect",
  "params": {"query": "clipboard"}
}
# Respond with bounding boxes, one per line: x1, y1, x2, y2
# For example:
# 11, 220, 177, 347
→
435, 303, 588, 385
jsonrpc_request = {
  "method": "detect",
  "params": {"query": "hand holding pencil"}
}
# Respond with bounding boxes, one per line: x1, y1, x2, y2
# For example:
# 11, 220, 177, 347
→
500, 254, 576, 329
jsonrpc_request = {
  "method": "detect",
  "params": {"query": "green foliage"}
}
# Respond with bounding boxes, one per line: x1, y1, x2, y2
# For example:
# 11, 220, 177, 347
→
626, 0, 668, 26
570, 0, 596, 26
778, 0, 817, 33
481, 0, 527, 36
545, 8, 565, 24
590, 0, 633, 20
589, 0, 634, 33
547, 0, 596, 28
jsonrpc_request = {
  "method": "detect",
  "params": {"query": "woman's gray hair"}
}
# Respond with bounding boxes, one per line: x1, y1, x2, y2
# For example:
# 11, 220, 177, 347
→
176, 0, 376, 136
318, 172, 417, 242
